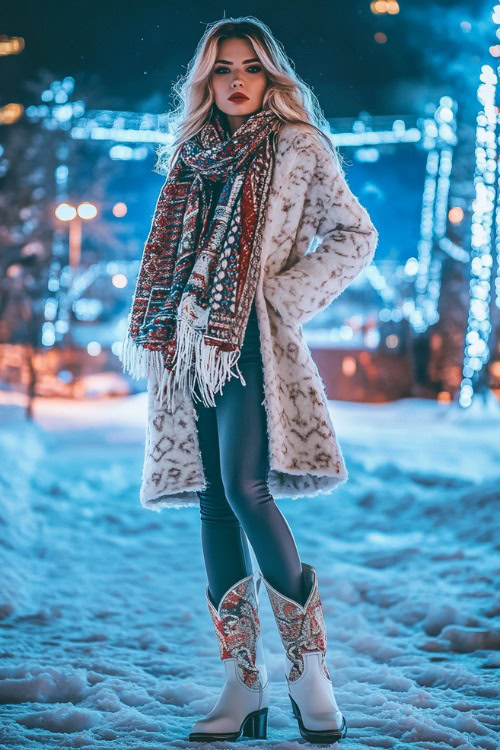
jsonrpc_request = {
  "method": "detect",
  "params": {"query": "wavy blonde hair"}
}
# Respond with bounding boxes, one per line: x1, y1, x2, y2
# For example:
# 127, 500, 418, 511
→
155, 15, 345, 177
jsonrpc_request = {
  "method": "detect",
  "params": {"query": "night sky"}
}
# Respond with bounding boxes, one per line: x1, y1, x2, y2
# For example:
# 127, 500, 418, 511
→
0, 0, 486, 119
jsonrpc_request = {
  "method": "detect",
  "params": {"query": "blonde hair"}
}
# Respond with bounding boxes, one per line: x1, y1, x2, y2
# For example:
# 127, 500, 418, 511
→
155, 15, 346, 177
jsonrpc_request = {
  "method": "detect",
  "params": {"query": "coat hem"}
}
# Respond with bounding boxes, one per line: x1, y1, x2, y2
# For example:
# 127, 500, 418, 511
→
140, 469, 348, 511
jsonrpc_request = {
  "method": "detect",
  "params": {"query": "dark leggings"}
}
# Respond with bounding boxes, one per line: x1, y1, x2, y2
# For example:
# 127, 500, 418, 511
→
193, 299, 306, 609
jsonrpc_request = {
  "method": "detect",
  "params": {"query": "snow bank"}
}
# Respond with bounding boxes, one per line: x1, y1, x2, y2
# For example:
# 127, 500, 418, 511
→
0, 395, 498, 748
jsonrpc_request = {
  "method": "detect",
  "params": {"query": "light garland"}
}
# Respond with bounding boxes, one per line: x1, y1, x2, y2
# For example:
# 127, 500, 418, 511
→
458, 61, 497, 408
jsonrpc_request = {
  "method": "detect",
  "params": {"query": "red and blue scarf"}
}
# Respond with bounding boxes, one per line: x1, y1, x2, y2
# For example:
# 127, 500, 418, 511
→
120, 109, 282, 412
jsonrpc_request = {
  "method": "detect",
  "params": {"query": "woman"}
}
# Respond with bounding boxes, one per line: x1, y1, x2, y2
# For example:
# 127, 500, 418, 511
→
121, 15, 378, 745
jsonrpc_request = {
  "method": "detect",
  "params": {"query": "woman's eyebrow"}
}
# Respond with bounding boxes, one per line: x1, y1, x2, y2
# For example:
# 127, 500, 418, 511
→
214, 58, 260, 64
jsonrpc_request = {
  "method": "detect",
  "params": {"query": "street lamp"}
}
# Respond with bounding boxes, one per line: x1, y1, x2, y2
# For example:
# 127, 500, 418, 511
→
55, 201, 98, 269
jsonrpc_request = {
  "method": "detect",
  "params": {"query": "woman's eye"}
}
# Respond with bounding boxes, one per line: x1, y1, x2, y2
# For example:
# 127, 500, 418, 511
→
214, 66, 262, 74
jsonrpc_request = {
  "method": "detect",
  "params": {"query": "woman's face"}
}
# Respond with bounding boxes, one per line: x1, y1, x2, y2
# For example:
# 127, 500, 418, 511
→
210, 37, 268, 134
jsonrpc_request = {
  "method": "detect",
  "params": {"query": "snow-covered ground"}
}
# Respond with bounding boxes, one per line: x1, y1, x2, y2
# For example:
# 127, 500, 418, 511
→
0, 392, 499, 749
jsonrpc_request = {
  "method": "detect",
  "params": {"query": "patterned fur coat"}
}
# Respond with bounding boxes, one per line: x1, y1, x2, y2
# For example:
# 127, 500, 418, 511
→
139, 123, 379, 511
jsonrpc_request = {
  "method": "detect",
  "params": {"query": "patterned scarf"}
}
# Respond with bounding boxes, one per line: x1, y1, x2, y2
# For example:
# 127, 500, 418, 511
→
120, 108, 282, 412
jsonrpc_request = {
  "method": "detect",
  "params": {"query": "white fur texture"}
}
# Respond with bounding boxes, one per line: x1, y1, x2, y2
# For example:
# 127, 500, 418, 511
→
139, 124, 379, 511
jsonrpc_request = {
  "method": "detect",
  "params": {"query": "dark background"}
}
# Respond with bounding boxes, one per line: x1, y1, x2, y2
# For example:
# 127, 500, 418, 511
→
0, 0, 495, 405
0, 1, 486, 119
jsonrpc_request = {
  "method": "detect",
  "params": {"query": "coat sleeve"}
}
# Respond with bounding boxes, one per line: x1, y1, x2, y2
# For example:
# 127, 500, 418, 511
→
263, 146, 379, 328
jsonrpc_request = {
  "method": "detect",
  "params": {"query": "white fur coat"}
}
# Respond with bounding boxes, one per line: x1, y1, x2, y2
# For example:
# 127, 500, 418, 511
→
138, 123, 379, 511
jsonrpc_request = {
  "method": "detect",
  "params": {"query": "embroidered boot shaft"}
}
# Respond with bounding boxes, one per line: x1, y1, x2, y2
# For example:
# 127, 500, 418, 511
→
188, 571, 270, 742
262, 562, 347, 744
264, 563, 331, 682
207, 571, 266, 690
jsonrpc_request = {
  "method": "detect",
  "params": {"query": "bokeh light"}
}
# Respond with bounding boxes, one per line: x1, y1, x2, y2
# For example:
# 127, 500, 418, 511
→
0, 103, 24, 124
87, 341, 102, 356
77, 202, 98, 220
112, 202, 128, 218
448, 206, 464, 224
112, 273, 128, 288
55, 202, 77, 221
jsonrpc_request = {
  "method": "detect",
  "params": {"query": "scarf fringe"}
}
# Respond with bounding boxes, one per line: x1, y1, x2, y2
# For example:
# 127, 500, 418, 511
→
172, 317, 246, 410
118, 320, 247, 413
118, 330, 177, 413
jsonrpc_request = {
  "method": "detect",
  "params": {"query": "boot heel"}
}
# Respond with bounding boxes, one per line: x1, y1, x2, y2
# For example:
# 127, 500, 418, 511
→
289, 693, 300, 719
242, 706, 268, 739
289, 694, 347, 744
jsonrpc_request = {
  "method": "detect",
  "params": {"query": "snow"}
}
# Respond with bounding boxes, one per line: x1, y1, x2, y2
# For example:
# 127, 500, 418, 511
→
0, 392, 499, 749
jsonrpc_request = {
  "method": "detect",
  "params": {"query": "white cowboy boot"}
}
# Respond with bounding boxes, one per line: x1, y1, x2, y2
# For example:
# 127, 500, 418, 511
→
188, 570, 270, 742
262, 562, 348, 744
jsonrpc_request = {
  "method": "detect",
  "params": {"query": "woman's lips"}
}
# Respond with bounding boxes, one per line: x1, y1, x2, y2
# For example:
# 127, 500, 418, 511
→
228, 94, 249, 101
